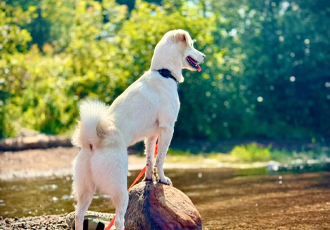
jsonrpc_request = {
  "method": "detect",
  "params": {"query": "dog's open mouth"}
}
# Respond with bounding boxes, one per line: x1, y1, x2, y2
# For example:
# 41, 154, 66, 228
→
186, 56, 202, 72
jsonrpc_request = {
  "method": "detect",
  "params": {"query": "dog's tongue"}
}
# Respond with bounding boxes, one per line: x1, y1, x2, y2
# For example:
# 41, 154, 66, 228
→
188, 56, 202, 72
197, 64, 201, 72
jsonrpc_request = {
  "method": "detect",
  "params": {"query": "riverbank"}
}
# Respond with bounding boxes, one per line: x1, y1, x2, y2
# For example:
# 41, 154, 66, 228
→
0, 211, 114, 230
1, 134, 330, 181
0, 214, 68, 230
0, 146, 271, 181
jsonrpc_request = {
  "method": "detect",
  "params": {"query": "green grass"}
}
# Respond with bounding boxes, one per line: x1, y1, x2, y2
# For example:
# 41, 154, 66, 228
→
167, 148, 192, 156
229, 142, 271, 162
167, 142, 330, 164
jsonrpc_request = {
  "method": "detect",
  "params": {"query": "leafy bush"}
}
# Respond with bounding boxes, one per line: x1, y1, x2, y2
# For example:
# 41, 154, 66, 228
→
230, 143, 271, 162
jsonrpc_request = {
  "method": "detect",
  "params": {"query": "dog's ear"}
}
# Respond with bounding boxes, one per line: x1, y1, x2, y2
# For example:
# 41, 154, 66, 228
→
173, 30, 192, 46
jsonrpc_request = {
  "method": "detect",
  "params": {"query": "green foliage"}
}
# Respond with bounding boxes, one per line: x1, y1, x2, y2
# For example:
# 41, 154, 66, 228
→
1, 0, 330, 142
168, 148, 191, 156
230, 143, 271, 162
0, 2, 32, 138
218, 0, 330, 138
230, 142, 330, 163
270, 148, 292, 163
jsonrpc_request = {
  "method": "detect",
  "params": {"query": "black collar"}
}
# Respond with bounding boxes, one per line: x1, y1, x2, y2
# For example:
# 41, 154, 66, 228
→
157, 69, 179, 84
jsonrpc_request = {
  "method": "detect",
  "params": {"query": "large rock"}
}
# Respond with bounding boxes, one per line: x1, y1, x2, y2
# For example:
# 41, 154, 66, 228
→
125, 181, 202, 230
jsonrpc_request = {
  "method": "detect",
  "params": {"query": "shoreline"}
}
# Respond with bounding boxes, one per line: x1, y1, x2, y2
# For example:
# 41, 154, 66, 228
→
0, 146, 270, 181
0, 211, 115, 230
0, 214, 68, 230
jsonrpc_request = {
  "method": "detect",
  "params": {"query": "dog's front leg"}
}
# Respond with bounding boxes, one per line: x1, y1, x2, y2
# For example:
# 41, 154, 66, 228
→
144, 135, 158, 182
155, 126, 174, 185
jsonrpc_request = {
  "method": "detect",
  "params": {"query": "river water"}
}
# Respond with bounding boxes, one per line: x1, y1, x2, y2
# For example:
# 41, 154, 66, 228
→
1, 167, 330, 229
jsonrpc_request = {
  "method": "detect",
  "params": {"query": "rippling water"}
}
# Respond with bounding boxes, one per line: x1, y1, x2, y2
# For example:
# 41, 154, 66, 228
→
0, 168, 265, 218
1, 167, 330, 229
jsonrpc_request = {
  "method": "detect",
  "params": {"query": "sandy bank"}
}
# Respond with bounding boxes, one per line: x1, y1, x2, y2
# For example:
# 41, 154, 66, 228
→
0, 146, 269, 181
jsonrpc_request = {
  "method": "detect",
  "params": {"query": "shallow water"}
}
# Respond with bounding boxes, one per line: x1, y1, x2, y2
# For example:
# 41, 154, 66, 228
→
0, 168, 263, 218
1, 167, 330, 229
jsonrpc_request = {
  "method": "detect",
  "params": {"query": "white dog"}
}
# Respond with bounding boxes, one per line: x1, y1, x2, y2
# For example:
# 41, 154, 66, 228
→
71, 29, 205, 230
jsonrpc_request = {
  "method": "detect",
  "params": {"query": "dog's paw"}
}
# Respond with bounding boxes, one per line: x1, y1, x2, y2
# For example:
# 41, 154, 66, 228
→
158, 176, 172, 185
143, 174, 156, 182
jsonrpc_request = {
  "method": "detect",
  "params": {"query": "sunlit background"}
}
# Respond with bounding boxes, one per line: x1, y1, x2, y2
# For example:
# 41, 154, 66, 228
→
2, 0, 330, 141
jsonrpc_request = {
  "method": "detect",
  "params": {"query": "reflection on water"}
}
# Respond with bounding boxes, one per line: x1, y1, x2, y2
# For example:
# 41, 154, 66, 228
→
0, 168, 262, 218
1, 166, 330, 229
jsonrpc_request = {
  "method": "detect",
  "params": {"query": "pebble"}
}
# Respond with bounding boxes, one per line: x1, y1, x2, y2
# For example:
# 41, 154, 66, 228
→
5, 218, 11, 224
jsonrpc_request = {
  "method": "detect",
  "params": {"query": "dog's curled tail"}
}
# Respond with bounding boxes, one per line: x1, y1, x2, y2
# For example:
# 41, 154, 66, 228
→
72, 101, 109, 149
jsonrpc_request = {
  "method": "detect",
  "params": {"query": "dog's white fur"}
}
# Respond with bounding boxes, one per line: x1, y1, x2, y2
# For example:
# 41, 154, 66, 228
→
72, 29, 205, 230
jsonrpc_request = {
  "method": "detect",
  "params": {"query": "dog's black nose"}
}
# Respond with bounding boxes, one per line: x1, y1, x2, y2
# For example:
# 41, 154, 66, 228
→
203, 55, 206, 60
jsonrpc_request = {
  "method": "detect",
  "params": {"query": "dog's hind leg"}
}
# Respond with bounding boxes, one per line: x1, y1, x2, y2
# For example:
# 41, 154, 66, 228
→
111, 186, 129, 230
144, 135, 158, 181
72, 149, 95, 230
91, 147, 128, 230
